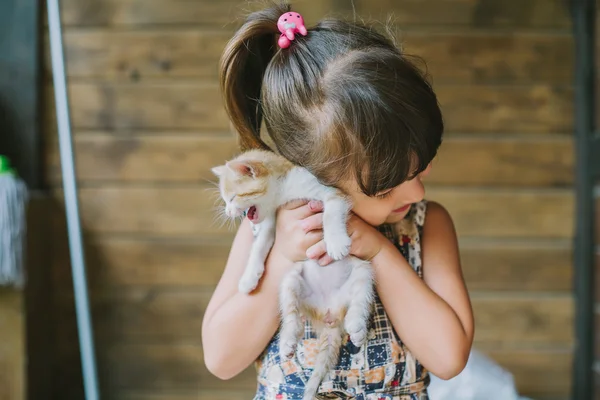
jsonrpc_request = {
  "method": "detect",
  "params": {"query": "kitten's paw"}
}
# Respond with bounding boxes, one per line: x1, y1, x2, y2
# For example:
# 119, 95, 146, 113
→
345, 319, 368, 347
279, 339, 297, 360
238, 273, 261, 294
325, 232, 351, 260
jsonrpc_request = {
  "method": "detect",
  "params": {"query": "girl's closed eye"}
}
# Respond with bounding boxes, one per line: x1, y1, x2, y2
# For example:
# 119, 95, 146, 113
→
375, 190, 393, 200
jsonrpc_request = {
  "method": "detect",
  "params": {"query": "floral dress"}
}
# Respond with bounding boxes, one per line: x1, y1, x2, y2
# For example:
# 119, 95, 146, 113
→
253, 201, 430, 400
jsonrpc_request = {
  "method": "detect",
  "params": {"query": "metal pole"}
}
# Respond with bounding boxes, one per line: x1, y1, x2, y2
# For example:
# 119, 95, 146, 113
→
46, 0, 100, 399
570, 0, 596, 398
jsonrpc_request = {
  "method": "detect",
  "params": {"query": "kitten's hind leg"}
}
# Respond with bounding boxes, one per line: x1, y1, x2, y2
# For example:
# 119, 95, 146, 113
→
239, 218, 275, 294
343, 258, 375, 347
278, 265, 307, 360
322, 195, 352, 260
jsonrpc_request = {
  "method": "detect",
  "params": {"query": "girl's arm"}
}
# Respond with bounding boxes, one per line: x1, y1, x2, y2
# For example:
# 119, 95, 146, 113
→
369, 201, 474, 379
307, 201, 474, 379
202, 200, 324, 379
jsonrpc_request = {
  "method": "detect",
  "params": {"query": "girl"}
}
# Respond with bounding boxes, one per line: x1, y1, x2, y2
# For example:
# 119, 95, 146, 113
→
202, 2, 474, 399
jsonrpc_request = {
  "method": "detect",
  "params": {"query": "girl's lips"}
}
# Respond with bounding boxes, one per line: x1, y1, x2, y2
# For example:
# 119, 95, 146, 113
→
393, 204, 411, 213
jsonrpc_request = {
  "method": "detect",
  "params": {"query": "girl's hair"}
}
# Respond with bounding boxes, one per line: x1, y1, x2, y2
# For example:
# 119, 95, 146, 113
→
219, 2, 443, 196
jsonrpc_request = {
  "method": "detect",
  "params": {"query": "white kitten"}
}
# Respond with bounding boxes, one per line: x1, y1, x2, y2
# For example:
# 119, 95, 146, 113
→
212, 149, 374, 400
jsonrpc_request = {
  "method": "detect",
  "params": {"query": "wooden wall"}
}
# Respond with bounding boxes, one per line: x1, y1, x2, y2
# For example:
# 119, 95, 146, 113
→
44, 1, 575, 399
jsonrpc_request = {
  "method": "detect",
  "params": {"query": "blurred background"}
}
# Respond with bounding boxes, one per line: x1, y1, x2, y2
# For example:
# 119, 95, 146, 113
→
0, 0, 596, 399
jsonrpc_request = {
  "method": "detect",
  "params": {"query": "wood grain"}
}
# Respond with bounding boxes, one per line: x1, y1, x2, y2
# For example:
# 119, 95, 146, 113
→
43, 83, 573, 135
44, 30, 572, 84
0, 290, 24, 400
45, 134, 573, 187
54, 0, 571, 29
44, 82, 231, 132
459, 239, 572, 291
436, 85, 573, 134
427, 188, 574, 238
53, 341, 571, 399
50, 236, 572, 292
47, 187, 573, 238
54, 288, 572, 347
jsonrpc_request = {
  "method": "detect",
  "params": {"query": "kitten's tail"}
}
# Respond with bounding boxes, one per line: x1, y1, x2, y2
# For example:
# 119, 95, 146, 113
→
303, 325, 344, 400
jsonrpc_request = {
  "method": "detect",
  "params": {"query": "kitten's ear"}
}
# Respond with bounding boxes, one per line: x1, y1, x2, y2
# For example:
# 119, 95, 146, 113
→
226, 160, 266, 178
211, 165, 226, 177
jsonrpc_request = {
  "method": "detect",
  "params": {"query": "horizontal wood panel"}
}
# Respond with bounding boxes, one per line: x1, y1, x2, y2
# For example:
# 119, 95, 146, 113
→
45, 134, 573, 187
436, 85, 573, 134
430, 137, 573, 186
43, 83, 573, 135
45, 30, 572, 84
47, 187, 573, 238
482, 349, 572, 398
54, 0, 571, 29
54, 289, 572, 347
44, 83, 231, 132
472, 295, 573, 347
427, 188, 573, 238
53, 340, 571, 399
459, 240, 572, 291
50, 237, 572, 292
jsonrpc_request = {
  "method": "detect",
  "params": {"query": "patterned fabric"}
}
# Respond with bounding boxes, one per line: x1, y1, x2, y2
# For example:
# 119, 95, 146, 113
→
253, 201, 429, 400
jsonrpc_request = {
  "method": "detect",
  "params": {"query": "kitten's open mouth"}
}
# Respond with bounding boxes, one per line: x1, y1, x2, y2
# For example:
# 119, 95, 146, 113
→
247, 206, 258, 222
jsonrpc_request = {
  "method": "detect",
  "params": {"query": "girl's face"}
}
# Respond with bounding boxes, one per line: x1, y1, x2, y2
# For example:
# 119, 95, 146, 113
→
340, 163, 432, 226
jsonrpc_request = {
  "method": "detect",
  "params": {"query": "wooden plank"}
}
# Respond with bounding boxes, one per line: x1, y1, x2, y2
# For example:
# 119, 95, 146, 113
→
436, 85, 573, 134
355, 0, 571, 29
483, 349, 572, 399
0, 290, 24, 400
44, 30, 572, 84
472, 294, 573, 348
44, 82, 231, 132
53, 0, 571, 29
47, 187, 573, 238
43, 30, 231, 81
45, 134, 239, 184
53, 341, 570, 398
54, 288, 572, 347
51, 238, 231, 290
427, 188, 573, 238
50, 236, 572, 292
43, 82, 572, 134
404, 33, 572, 84
45, 134, 572, 187
460, 239, 572, 291
429, 136, 573, 186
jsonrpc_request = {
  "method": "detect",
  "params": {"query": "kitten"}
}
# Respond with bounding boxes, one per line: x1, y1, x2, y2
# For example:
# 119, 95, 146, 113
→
212, 149, 374, 400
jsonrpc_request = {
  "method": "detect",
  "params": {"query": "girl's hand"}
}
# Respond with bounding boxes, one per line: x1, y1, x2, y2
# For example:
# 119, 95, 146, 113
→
303, 203, 385, 265
270, 199, 324, 264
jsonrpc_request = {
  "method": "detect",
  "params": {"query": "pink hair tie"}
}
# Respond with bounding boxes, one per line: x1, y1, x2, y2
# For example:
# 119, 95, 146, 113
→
277, 12, 307, 49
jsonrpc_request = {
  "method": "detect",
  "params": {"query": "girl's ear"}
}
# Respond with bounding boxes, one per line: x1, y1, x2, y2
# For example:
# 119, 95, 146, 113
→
211, 165, 227, 177
226, 160, 266, 178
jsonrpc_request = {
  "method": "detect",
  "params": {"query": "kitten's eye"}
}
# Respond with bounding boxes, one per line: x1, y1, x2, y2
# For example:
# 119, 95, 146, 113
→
229, 194, 236, 202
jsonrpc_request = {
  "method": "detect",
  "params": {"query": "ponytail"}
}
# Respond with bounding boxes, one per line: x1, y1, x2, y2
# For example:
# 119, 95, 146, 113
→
219, 2, 290, 150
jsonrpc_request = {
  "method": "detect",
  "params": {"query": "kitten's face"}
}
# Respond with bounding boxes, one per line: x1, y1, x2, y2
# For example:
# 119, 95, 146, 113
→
212, 159, 270, 223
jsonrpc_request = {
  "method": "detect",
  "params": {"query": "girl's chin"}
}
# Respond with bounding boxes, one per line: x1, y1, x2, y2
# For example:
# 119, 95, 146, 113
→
384, 210, 410, 224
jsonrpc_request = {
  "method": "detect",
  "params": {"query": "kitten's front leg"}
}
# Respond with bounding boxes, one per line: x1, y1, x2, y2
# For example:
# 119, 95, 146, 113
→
343, 258, 375, 347
238, 217, 275, 294
322, 195, 352, 260
278, 265, 306, 360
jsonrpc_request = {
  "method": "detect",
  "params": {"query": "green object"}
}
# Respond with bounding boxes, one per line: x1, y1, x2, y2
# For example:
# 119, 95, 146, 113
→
0, 155, 16, 176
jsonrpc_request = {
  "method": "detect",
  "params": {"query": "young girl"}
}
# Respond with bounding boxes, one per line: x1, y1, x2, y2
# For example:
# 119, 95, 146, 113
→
202, 3, 474, 399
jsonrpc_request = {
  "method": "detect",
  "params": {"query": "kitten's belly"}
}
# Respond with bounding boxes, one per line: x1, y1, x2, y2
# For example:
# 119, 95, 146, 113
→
301, 259, 352, 309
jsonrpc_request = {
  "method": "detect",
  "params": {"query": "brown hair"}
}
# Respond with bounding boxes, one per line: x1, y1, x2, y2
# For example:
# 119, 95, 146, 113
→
219, 2, 443, 196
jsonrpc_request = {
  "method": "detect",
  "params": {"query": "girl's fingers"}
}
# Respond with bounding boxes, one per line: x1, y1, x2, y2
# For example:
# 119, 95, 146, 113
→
301, 212, 323, 232
293, 200, 324, 220
281, 199, 309, 211
306, 240, 327, 260
318, 254, 334, 266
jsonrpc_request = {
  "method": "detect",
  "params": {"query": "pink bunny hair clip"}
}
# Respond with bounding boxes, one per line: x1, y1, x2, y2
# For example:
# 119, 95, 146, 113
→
277, 12, 307, 48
